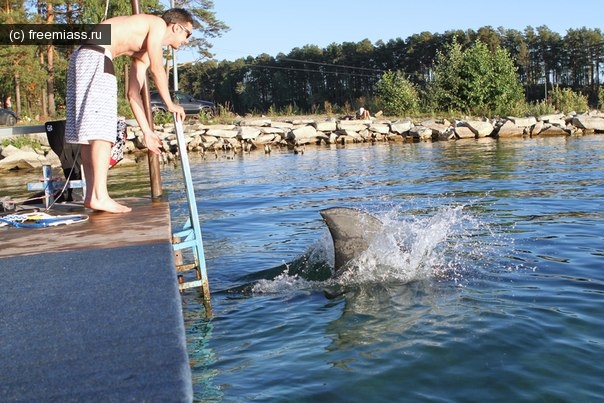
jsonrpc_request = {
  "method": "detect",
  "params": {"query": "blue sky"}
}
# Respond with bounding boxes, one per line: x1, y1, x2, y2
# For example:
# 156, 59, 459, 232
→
176, 0, 603, 63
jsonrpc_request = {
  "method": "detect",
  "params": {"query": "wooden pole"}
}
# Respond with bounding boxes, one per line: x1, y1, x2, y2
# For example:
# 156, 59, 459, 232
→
131, 0, 163, 199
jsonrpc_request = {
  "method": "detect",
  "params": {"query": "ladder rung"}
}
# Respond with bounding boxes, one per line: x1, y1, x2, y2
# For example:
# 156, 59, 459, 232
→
172, 240, 198, 251
175, 263, 198, 272
178, 280, 204, 290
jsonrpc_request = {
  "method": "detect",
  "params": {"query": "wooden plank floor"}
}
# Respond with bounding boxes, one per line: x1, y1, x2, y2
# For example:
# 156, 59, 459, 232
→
0, 197, 173, 258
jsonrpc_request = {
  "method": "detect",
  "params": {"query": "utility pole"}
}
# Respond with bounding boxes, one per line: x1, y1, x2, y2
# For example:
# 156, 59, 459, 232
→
131, 0, 163, 198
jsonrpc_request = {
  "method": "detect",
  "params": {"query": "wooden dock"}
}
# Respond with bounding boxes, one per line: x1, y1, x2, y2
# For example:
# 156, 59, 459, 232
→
0, 197, 193, 402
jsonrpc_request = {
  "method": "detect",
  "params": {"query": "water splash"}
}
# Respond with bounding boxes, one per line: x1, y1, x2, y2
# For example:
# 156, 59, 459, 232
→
251, 271, 315, 294
336, 205, 487, 286
251, 204, 503, 294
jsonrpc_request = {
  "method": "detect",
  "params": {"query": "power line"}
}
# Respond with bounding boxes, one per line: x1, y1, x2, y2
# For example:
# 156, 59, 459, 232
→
278, 58, 384, 73
248, 62, 428, 80
247, 63, 380, 79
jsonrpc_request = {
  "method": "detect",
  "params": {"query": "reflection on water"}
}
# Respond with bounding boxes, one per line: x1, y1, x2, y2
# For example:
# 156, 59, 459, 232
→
0, 163, 153, 202
3, 135, 604, 401
172, 136, 604, 402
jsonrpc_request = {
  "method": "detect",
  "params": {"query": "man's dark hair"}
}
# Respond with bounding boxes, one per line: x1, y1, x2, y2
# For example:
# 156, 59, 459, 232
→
161, 8, 194, 26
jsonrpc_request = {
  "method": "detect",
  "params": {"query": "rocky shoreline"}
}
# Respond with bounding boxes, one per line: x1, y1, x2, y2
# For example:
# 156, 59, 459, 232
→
2, 111, 604, 171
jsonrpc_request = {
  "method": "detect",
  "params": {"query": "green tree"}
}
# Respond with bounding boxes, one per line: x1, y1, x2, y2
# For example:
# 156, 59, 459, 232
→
488, 44, 526, 115
536, 25, 562, 98
498, 27, 529, 84
427, 39, 465, 113
476, 26, 501, 52
375, 70, 419, 116
0, 4, 47, 118
429, 39, 524, 116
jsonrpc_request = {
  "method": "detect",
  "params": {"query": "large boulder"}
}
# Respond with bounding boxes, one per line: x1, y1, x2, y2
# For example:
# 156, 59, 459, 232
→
390, 120, 413, 134
539, 125, 569, 136
314, 120, 337, 132
237, 126, 261, 140
1, 144, 21, 157
454, 126, 475, 139
368, 123, 390, 135
422, 120, 450, 138
497, 120, 525, 137
508, 116, 537, 127
464, 120, 494, 137
531, 120, 544, 136
287, 125, 318, 143
238, 118, 271, 127
0, 148, 58, 171
206, 128, 238, 138
337, 120, 369, 132
572, 115, 604, 132
409, 126, 434, 141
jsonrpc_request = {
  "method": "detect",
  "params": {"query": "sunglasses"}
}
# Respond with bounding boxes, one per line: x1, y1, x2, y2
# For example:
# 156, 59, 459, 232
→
177, 23, 192, 39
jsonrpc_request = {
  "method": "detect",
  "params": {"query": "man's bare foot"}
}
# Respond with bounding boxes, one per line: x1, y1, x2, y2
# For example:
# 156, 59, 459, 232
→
84, 197, 132, 213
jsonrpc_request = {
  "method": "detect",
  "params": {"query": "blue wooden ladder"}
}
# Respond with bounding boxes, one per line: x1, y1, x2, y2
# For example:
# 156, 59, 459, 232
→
171, 114, 211, 302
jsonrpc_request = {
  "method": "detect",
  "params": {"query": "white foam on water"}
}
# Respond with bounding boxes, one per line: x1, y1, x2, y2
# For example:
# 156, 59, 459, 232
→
251, 203, 505, 294
336, 205, 486, 285
251, 271, 315, 294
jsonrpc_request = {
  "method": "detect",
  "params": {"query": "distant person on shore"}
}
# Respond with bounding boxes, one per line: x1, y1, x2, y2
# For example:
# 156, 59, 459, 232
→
357, 107, 371, 120
65, 8, 190, 213
4, 95, 12, 110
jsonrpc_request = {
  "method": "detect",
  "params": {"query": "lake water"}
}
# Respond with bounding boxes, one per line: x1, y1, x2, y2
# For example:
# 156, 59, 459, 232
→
3, 134, 603, 402
167, 135, 604, 402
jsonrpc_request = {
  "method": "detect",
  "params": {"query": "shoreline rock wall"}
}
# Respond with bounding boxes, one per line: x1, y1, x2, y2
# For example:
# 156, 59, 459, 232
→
148, 111, 604, 163
2, 111, 604, 171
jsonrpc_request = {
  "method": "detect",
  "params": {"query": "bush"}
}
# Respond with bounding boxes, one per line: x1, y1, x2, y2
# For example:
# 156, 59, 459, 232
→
1, 136, 43, 150
524, 99, 557, 117
197, 110, 213, 124
550, 87, 589, 113
117, 97, 134, 119
153, 110, 173, 125
375, 70, 420, 116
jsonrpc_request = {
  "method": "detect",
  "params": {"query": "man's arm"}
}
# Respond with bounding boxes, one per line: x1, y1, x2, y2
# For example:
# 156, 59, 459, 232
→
127, 58, 162, 154
145, 17, 185, 122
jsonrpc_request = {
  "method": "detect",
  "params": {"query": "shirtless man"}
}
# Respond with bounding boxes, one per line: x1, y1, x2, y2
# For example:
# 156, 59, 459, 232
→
65, 8, 191, 213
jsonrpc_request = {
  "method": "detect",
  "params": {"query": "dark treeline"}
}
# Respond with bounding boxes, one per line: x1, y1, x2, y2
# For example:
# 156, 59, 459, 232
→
0, 0, 602, 120
178, 25, 604, 115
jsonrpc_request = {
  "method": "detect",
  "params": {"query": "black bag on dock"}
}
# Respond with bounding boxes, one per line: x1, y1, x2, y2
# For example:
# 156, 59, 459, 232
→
45, 120, 82, 202
45, 120, 82, 182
